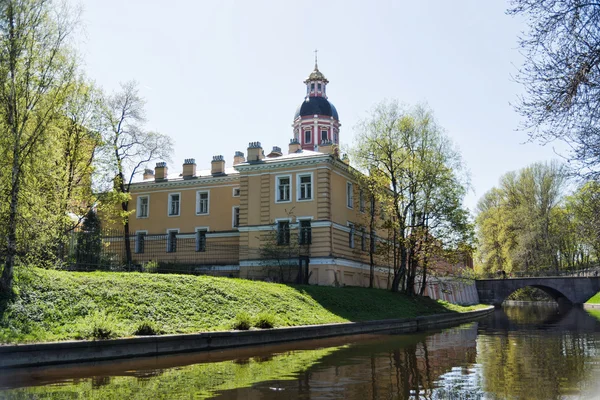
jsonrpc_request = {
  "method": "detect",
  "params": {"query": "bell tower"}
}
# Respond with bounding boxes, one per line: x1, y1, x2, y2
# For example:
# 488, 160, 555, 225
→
292, 52, 341, 152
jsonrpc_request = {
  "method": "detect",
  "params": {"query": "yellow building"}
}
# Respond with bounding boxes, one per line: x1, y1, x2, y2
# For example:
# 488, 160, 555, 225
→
123, 62, 393, 288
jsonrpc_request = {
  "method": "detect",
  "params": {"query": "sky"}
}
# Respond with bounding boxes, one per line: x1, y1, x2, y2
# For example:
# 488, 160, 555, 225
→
73, 0, 566, 213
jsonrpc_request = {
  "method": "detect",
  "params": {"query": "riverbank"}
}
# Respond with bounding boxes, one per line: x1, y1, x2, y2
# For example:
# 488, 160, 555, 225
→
0, 268, 484, 345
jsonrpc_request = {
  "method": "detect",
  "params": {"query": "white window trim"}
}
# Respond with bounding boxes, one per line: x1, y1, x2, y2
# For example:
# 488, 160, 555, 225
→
232, 187, 241, 197
136, 196, 150, 219
298, 219, 312, 245
195, 226, 209, 252
167, 192, 181, 217
276, 219, 291, 245
195, 189, 210, 215
166, 228, 179, 252
346, 182, 354, 209
232, 206, 240, 228
275, 174, 292, 203
347, 222, 355, 249
296, 172, 314, 202
135, 230, 148, 254
304, 129, 312, 144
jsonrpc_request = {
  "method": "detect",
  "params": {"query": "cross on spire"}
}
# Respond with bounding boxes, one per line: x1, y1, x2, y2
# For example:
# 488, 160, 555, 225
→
314, 49, 318, 69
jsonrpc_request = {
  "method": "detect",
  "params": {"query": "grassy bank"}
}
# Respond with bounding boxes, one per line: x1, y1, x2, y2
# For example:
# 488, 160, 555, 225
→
0, 267, 483, 344
586, 292, 600, 304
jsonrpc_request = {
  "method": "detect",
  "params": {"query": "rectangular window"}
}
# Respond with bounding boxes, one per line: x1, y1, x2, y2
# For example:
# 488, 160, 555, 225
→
168, 193, 180, 216
298, 174, 312, 200
317, 83, 322, 91
232, 187, 240, 197
277, 221, 290, 245
167, 230, 178, 253
276, 175, 291, 202
359, 190, 365, 212
196, 229, 207, 252
305, 130, 311, 144
348, 223, 355, 249
196, 191, 209, 215
361, 227, 366, 251
299, 220, 312, 245
137, 196, 149, 218
135, 231, 146, 254
232, 206, 240, 228
321, 130, 328, 142
346, 182, 354, 209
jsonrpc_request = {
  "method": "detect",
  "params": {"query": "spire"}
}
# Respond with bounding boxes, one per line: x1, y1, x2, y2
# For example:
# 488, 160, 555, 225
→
314, 48, 318, 70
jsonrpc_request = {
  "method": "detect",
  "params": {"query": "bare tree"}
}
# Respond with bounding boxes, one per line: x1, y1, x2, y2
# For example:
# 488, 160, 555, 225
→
509, 1, 600, 179
97, 81, 172, 265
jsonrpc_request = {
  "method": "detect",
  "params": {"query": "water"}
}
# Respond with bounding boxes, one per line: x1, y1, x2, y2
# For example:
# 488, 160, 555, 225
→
2, 305, 600, 399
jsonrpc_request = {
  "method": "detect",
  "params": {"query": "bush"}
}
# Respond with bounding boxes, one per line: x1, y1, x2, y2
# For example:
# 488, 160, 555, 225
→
133, 320, 162, 336
231, 312, 252, 330
254, 312, 275, 329
142, 260, 159, 273
87, 312, 118, 340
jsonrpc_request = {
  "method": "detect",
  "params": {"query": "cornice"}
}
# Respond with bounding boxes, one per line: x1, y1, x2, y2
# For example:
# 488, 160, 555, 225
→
130, 174, 240, 192
234, 156, 332, 172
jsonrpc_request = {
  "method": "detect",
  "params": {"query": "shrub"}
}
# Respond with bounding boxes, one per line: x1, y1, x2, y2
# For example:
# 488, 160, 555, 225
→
133, 320, 162, 336
254, 312, 275, 329
142, 260, 159, 273
89, 313, 118, 340
231, 312, 252, 330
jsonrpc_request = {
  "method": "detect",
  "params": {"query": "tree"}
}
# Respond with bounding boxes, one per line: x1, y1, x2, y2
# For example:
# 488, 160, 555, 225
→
0, 0, 78, 293
351, 101, 472, 294
97, 81, 173, 266
509, 1, 600, 179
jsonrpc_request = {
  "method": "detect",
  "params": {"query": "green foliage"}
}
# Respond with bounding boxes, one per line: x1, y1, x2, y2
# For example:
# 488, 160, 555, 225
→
82, 311, 120, 340
232, 312, 252, 330
254, 312, 276, 329
142, 260, 159, 273
0, 268, 479, 344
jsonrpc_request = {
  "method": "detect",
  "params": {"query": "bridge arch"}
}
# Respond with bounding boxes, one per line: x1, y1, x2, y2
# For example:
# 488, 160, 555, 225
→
475, 277, 600, 307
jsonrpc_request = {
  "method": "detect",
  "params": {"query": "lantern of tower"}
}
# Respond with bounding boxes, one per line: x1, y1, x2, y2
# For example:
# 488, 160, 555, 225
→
292, 55, 341, 152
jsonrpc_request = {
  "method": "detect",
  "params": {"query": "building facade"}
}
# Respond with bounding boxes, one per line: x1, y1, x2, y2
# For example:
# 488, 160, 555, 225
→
112, 61, 397, 288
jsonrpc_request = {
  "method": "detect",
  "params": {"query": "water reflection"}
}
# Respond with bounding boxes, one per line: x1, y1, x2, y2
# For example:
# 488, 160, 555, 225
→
2, 305, 600, 399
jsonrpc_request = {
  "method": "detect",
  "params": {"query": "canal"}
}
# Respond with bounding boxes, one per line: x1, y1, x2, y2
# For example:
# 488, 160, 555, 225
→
1, 304, 600, 399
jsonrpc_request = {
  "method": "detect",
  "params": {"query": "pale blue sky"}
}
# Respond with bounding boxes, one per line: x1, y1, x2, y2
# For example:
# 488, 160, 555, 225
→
75, 0, 564, 213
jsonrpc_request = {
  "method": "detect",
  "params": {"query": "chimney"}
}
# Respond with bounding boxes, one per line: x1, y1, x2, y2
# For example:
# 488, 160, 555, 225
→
143, 168, 154, 180
154, 162, 168, 181
267, 146, 283, 158
233, 151, 245, 165
288, 138, 301, 154
182, 158, 196, 179
318, 140, 336, 156
211, 155, 226, 175
247, 141, 264, 162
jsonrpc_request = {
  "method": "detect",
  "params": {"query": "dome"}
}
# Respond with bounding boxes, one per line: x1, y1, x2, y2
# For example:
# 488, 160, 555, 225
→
294, 96, 339, 120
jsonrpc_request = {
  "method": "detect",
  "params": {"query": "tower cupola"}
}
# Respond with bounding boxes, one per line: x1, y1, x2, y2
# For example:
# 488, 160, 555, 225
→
293, 51, 341, 152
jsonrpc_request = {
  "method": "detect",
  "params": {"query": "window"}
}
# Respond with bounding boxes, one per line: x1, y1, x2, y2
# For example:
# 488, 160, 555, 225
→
137, 196, 149, 218
310, 83, 315, 91
305, 130, 312, 144
232, 187, 241, 197
348, 223, 355, 249
232, 206, 240, 228
361, 227, 366, 251
380, 202, 386, 220
346, 182, 354, 208
135, 231, 147, 254
276, 175, 291, 202
299, 220, 312, 245
195, 191, 209, 215
317, 83, 322, 91
168, 193, 180, 216
297, 173, 312, 201
167, 230, 178, 253
321, 130, 328, 142
334, 132, 338, 143
359, 190, 365, 212
277, 221, 290, 245
196, 228, 207, 252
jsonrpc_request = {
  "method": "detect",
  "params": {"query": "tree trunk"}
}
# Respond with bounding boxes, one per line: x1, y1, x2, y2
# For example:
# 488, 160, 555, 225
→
1, 162, 20, 294
121, 199, 132, 265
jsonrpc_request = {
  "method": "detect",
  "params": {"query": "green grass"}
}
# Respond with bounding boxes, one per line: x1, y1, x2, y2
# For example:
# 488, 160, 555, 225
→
586, 292, 600, 304
0, 267, 485, 344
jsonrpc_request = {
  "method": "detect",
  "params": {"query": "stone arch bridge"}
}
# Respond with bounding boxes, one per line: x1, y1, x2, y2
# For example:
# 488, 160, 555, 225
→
475, 277, 600, 306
